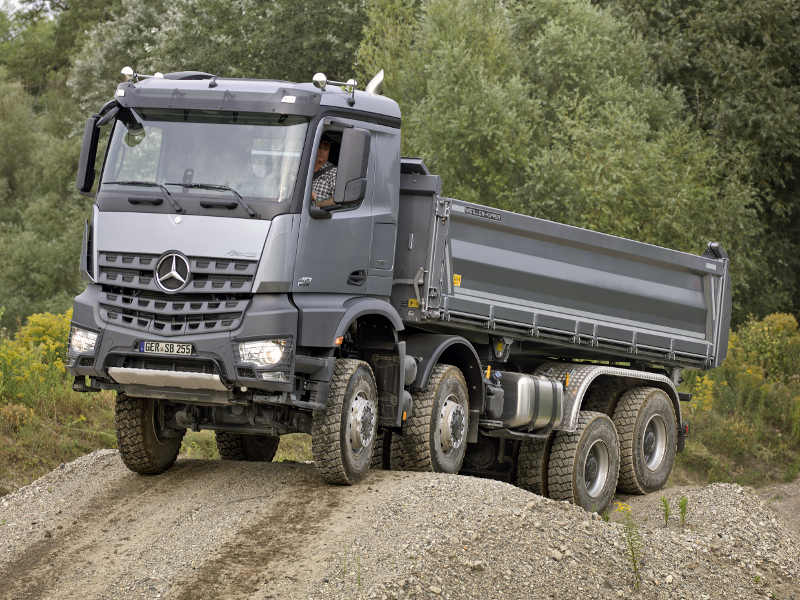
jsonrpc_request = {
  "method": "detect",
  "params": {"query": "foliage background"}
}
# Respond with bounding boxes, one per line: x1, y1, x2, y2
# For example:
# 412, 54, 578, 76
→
0, 0, 797, 329
0, 0, 797, 489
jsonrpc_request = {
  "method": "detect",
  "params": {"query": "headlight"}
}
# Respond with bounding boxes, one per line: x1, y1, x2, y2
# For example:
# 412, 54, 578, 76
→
238, 339, 288, 367
69, 326, 98, 354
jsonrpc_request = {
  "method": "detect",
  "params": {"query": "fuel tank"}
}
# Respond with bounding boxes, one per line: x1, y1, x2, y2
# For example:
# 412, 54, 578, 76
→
499, 371, 564, 431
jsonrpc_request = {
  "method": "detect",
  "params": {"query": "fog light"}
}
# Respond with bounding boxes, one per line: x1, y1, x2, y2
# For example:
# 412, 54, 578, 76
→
260, 371, 290, 383
238, 339, 287, 366
69, 326, 98, 354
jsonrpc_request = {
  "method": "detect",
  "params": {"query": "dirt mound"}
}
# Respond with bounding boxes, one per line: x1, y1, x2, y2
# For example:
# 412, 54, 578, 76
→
1, 451, 798, 599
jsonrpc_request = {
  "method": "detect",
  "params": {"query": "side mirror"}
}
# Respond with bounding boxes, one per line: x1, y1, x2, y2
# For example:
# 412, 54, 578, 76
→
333, 128, 370, 205
76, 115, 100, 194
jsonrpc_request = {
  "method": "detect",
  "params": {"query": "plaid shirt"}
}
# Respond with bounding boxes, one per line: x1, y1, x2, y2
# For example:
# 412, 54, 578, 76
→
312, 162, 337, 203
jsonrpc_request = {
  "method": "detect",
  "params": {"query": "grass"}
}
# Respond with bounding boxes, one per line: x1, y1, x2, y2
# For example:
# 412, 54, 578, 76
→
660, 496, 670, 527
0, 386, 116, 496
275, 433, 312, 463
179, 432, 312, 463
678, 496, 688, 527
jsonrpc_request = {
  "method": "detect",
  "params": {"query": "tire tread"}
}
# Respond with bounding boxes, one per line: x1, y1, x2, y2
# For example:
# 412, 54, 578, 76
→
312, 358, 374, 485
396, 364, 466, 472
612, 386, 676, 495
115, 394, 183, 475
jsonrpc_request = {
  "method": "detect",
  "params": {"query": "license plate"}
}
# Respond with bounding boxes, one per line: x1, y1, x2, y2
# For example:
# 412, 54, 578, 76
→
138, 341, 194, 355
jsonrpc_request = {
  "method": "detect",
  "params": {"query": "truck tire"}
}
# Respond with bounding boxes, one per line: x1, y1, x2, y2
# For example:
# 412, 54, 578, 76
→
312, 359, 378, 485
115, 394, 184, 475
387, 428, 407, 470
612, 387, 677, 494
547, 411, 620, 513
516, 434, 553, 497
582, 379, 625, 415
215, 432, 280, 462
393, 364, 469, 473
371, 430, 386, 469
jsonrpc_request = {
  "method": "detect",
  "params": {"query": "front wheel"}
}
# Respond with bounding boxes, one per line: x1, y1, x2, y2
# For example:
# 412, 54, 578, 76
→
547, 411, 620, 513
312, 359, 378, 485
115, 394, 185, 475
216, 432, 280, 462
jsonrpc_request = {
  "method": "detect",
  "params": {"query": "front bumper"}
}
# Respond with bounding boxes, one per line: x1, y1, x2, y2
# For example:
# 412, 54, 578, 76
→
68, 285, 333, 403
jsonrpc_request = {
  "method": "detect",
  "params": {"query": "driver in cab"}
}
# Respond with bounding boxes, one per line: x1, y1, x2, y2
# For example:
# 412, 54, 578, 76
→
311, 132, 337, 208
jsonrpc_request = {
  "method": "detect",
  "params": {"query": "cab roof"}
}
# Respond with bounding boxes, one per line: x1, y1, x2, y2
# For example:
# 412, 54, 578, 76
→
114, 75, 401, 121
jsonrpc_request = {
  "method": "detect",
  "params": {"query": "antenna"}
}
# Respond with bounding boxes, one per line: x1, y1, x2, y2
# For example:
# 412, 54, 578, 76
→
366, 69, 384, 95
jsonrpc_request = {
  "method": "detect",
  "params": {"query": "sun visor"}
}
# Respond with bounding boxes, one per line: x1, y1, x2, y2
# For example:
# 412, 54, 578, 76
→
114, 82, 321, 116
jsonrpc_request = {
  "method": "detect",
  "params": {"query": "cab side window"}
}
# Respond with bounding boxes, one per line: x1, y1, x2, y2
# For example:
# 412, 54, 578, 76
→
311, 127, 370, 211
311, 131, 340, 208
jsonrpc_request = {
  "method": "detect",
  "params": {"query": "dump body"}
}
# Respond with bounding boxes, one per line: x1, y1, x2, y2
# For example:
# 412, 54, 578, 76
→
392, 162, 730, 370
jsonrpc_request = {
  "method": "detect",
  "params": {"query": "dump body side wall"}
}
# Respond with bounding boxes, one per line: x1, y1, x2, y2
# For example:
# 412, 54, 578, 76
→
393, 181, 730, 370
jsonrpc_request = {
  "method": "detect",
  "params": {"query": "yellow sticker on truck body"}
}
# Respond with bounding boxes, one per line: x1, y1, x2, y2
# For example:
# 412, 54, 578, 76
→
407, 298, 419, 308
453, 274, 462, 287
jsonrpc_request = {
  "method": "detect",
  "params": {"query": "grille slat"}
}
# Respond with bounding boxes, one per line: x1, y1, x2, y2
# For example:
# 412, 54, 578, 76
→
98, 251, 255, 337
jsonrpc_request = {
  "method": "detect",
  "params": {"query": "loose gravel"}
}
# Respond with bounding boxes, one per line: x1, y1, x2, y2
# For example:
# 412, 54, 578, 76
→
0, 451, 798, 600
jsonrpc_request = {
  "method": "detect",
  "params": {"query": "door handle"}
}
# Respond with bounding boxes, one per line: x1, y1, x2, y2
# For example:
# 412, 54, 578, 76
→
347, 270, 367, 286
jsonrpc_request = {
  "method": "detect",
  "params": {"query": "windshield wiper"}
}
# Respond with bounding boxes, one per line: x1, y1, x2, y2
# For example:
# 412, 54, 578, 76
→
104, 180, 184, 214
164, 182, 258, 218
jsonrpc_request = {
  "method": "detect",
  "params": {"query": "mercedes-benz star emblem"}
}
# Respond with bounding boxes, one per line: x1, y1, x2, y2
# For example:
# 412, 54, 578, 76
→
155, 253, 191, 293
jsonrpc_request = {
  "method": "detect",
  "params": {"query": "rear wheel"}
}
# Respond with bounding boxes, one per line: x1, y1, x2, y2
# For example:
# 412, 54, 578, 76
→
216, 432, 280, 462
312, 359, 378, 485
547, 411, 620, 513
516, 433, 553, 497
613, 387, 677, 494
115, 394, 185, 475
371, 430, 387, 469
392, 364, 469, 473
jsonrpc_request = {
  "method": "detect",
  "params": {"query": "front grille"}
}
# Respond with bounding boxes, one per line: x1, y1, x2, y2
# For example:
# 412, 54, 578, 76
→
97, 251, 256, 336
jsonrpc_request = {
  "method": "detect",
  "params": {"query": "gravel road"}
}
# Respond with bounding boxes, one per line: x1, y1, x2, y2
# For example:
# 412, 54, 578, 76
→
1, 450, 798, 600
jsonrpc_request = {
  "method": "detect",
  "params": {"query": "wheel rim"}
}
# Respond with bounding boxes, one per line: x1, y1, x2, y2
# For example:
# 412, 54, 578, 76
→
642, 414, 667, 470
348, 391, 375, 454
438, 395, 466, 454
583, 439, 610, 498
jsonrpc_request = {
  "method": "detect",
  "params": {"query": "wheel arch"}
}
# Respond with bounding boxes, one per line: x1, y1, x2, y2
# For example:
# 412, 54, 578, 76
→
333, 298, 404, 345
533, 362, 681, 434
405, 334, 484, 412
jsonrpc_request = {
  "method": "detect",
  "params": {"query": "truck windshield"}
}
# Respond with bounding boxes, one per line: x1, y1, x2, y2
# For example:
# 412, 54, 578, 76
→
101, 108, 308, 207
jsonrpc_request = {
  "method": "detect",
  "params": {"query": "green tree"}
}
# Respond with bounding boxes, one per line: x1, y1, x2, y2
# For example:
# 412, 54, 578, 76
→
594, 0, 800, 317
0, 69, 88, 330
358, 0, 762, 321
70, 0, 367, 113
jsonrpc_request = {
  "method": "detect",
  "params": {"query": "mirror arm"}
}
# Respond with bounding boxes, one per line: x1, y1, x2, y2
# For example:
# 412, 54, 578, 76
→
97, 106, 119, 127
309, 206, 332, 219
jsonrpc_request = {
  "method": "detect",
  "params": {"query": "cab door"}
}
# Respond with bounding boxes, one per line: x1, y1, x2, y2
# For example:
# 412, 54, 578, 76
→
293, 121, 374, 295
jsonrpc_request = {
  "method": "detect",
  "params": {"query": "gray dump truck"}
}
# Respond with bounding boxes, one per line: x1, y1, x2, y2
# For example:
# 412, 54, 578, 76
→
67, 68, 731, 512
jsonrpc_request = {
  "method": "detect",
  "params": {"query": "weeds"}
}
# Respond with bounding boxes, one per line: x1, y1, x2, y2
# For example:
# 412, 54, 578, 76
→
615, 502, 643, 591
678, 496, 688, 527
660, 496, 670, 527
336, 541, 364, 598
679, 313, 800, 486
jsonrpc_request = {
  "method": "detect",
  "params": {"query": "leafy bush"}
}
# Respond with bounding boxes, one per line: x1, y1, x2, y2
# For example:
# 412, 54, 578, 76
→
0, 309, 115, 495
680, 313, 800, 484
